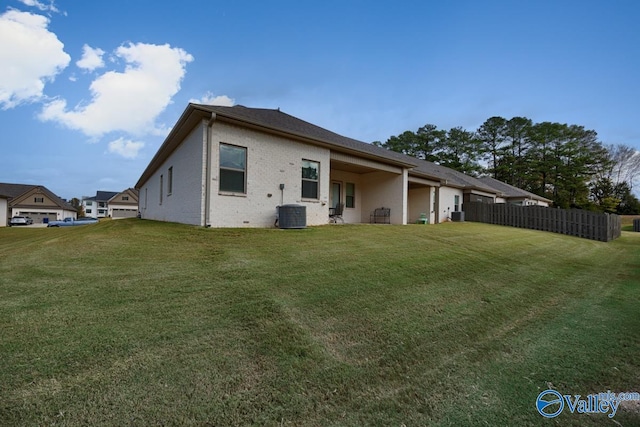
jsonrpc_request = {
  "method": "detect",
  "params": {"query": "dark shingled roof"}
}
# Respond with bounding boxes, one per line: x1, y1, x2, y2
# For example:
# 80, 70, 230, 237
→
410, 160, 498, 192
0, 182, 75, 209
477, 176, 552, 202
96, 191, 118, 201
0, 183, 36, 199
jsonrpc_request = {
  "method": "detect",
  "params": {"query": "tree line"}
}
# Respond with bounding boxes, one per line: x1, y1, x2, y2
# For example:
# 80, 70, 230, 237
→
373, 117, 640, 214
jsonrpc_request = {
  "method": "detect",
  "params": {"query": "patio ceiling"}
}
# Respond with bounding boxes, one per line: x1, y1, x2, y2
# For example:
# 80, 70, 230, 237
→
330, 159, 381, 174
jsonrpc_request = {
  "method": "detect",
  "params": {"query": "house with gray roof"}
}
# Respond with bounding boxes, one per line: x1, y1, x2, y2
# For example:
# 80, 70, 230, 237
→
107, 188, 139, 218
0, 183, 77, 225
477, 176, 552, 206
135, 104, 542, 227
82, 189, 139, 219
82, 191, 118, 218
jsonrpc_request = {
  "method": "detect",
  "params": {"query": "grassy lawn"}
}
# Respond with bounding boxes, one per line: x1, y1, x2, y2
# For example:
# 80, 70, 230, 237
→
1, 219, 639, 426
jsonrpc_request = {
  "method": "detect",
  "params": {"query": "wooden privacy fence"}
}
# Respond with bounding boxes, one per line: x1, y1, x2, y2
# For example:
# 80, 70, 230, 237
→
463, 202, 621, 242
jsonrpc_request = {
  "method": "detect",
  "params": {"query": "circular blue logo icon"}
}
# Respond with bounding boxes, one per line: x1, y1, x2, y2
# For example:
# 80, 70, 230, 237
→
536, 389, 564, 418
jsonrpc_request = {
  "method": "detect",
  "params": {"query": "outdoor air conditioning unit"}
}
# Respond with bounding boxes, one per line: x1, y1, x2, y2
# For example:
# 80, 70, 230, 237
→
278, 204, 307, 229
451, 211, 465, 222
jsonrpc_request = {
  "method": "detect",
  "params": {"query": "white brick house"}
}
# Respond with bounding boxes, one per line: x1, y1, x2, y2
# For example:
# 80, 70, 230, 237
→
135, 104, 530, 227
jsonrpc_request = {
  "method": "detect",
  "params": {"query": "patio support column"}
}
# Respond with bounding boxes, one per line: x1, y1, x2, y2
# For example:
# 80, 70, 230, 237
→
434, 186, 440, 223
401, 168, 408, 225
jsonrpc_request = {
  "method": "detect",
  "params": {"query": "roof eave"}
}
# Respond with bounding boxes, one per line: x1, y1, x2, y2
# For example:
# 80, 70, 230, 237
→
408, 170, 446, 183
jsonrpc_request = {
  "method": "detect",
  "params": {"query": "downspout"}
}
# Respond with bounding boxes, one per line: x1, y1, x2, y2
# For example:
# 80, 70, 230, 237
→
434, 186, 440, 224
204, 113, 216, 227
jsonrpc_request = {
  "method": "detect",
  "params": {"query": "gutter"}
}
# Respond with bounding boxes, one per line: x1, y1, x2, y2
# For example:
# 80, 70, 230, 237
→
204, 112, 216, 227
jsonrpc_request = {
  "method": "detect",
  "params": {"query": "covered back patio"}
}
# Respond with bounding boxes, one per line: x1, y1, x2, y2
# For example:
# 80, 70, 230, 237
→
407, 176, 440, 225
328, 152, 409, 225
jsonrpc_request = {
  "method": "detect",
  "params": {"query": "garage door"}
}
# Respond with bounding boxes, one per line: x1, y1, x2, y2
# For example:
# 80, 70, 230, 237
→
112, 208, 137, 218
20, 212, 57, 224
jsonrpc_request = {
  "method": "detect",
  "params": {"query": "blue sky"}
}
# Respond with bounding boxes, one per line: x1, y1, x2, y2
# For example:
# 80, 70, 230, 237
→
1, 0, 639, 200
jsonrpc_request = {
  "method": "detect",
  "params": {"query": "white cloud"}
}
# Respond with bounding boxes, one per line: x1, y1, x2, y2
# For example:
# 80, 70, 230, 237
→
76, 44, 105, 71
40, 42, 194, 137
190, 92, 235, 106
107, 137, 144, 159
0, 9, 70, 109
18, 0, 60, 13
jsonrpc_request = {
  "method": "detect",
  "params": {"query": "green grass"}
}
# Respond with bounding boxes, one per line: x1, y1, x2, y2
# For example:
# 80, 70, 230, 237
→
1, 219, 639, 426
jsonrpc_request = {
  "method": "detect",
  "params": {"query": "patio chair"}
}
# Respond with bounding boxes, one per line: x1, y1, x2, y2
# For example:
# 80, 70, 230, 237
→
329, 202, 345, 223
416, 212, 428, 224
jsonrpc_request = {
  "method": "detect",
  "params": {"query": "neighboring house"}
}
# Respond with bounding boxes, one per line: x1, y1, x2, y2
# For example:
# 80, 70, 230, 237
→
135, 104, 543, 228
477, 177, 552, 207
82, 189, 139, 218
81, 196, 96, 217
108, 188, 139, 218
82, 191, 118, 218
408, 161, 500, 223
0, 183, 77, 224
0, 195, 8, 227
